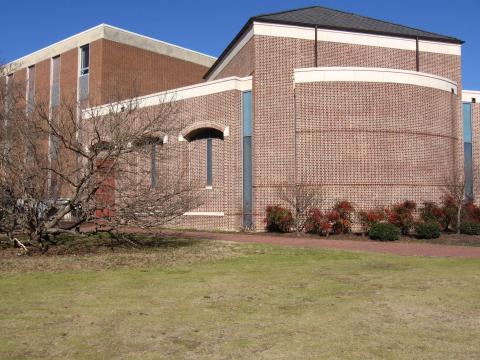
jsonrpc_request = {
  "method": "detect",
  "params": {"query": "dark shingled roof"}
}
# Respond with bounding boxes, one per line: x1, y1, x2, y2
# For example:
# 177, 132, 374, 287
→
253, 6, 463, 44
204, 6, 463, 79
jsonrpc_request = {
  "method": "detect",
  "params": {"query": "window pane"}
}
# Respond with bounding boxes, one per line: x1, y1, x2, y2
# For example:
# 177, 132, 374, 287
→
79, 74, 89, 101
465, 142, 473, 199
463, 103, 472, 143
206, 138, 212, 186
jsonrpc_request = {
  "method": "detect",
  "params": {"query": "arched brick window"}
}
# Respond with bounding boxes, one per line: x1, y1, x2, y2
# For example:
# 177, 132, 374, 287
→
181, 122, 227, 188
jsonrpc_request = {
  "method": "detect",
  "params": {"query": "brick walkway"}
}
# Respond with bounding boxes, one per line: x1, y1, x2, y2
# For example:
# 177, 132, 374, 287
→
161, 230, 480, 259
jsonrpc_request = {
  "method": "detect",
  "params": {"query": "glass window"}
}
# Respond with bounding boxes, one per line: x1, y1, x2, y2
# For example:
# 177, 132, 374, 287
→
27, 66, 35, 114
80, 45, 90, 75
51, 56, 60, 108
463, 102, 473, 199
150, 144, 157, 187
463, 103, 472, 143
206, 138, 213, 187
242, 91, 253, 229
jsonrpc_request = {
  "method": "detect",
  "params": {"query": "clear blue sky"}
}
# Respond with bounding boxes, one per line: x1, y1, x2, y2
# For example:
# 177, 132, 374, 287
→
1, 0, 478, 89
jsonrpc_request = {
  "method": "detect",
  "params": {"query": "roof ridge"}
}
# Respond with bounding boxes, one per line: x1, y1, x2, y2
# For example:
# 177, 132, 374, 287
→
312, 5, 459, 41
254, 5, 461, 42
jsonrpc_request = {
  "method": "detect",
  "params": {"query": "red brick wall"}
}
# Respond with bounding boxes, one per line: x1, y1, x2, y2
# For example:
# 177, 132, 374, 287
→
94, 39, 211, 106
251, 35, 463, 230
214, 37, 255, 79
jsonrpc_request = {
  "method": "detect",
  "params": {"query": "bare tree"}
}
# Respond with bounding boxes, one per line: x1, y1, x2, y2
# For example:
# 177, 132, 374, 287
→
441, 165, 479, 234
278, 184, 322, 233
0, 64, 201, 251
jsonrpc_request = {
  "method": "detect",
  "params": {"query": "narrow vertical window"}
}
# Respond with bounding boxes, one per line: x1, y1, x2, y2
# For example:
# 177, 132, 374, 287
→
463, 102, 473, 199
80, 45, 90, 75
26, 65, 35, 115
242, 91, 253, 229
206, 138, 213, 187
79, 44, 90, 101
151, 143, 157, 187
50, 56, 61, 161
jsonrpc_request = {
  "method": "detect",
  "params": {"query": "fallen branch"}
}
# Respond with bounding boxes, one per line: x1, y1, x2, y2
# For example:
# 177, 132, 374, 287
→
13, 238, 28, 254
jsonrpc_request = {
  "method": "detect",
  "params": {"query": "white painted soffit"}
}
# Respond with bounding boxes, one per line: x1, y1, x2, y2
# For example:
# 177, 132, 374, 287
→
253, 22, 461, 56
294, 67, 458, 94
462, 90, 480, 103
82, 76, 252, 119
7, 24, 216, 70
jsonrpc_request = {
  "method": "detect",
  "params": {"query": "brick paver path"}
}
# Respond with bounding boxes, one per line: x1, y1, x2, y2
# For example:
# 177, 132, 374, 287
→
161, 230, 480, 259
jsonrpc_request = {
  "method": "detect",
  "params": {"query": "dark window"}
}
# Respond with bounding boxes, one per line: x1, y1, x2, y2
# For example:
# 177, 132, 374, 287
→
206, 138, 212, 187
242, 91, 253, 229
463, 103, 473, 199
185, 127, 223, 187
80, 45, 90, 75
27, 66, 35, 114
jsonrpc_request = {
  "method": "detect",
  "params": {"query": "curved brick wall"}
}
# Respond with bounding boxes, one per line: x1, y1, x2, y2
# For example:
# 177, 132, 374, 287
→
253, 81, 459, 228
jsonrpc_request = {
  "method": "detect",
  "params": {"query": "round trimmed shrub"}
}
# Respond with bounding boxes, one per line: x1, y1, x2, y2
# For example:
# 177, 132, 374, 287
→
415, 221, 441, 239
369, 223, 400, 241
459, 221, 480, 235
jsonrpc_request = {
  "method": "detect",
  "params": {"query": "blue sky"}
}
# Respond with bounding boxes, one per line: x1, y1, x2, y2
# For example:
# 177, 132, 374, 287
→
1, 0, 478, 89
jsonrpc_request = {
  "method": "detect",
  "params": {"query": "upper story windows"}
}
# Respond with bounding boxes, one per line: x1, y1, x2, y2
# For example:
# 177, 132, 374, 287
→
79, 44, 90, 102
26, 66, 35, 114
80, 44, 90, 75
50, 56, 60, 109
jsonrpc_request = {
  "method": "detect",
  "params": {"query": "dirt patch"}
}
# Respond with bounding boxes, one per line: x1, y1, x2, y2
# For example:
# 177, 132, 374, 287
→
0, 234, 249, 274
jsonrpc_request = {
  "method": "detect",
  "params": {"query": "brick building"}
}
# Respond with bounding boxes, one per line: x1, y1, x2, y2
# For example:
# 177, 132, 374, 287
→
5, 6, 480, 231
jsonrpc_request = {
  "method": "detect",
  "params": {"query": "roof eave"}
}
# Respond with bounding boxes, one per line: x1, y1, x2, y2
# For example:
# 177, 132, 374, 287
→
204, 17, 464, 79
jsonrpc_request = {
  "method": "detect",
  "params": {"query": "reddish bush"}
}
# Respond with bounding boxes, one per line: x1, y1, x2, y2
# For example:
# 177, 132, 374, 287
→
463, 201, 480, 223
331, 201, 354, 234
386, 200, 416, 235
441, 195, 458, 231
264, 206, 293, 233
304, 209, 333, 236
420, 202, 447, 230
358, 208, 386, 234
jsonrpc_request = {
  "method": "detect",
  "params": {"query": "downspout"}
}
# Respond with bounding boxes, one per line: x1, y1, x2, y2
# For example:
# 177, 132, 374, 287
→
314, 26, 318, 67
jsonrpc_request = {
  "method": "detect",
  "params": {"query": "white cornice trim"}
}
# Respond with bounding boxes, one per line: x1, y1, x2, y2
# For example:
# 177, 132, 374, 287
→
206, 27, 254, 80
462, 90, 480, 103
82, 76, 252, 119
294, 67, 458, 94
7, 24, 216, 70
253, 22, 461, 56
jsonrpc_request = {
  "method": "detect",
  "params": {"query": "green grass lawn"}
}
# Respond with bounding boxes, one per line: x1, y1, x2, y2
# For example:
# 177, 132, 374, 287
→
0, 238, 479, 359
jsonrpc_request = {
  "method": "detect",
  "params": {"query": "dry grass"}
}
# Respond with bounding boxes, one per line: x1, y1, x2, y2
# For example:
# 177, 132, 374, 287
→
0, 233, 248, 273
0, 238, 479, 359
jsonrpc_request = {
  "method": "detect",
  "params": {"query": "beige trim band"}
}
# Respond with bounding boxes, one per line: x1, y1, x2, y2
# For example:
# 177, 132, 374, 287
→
294, 67, 458, 94
83, 76, 252, 119
183, 212, 225, 217
8, 24, 216, 70
462, 90, 480, 103
253, 22, 461, 56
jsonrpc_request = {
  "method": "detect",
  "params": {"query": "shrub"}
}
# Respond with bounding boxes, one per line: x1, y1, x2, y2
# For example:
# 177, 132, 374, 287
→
264, 206, 293, 233
462, 201, 480, 223
369, 223, 400, 241
441, 195, 458, 231
358, 208, 386, 234
415, 221, 441, 239
304, 209, 333, 236
331, 201, 354, 234
420, 202, 446, 230
386, 200, 416, 235
459, 221, 480, 235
